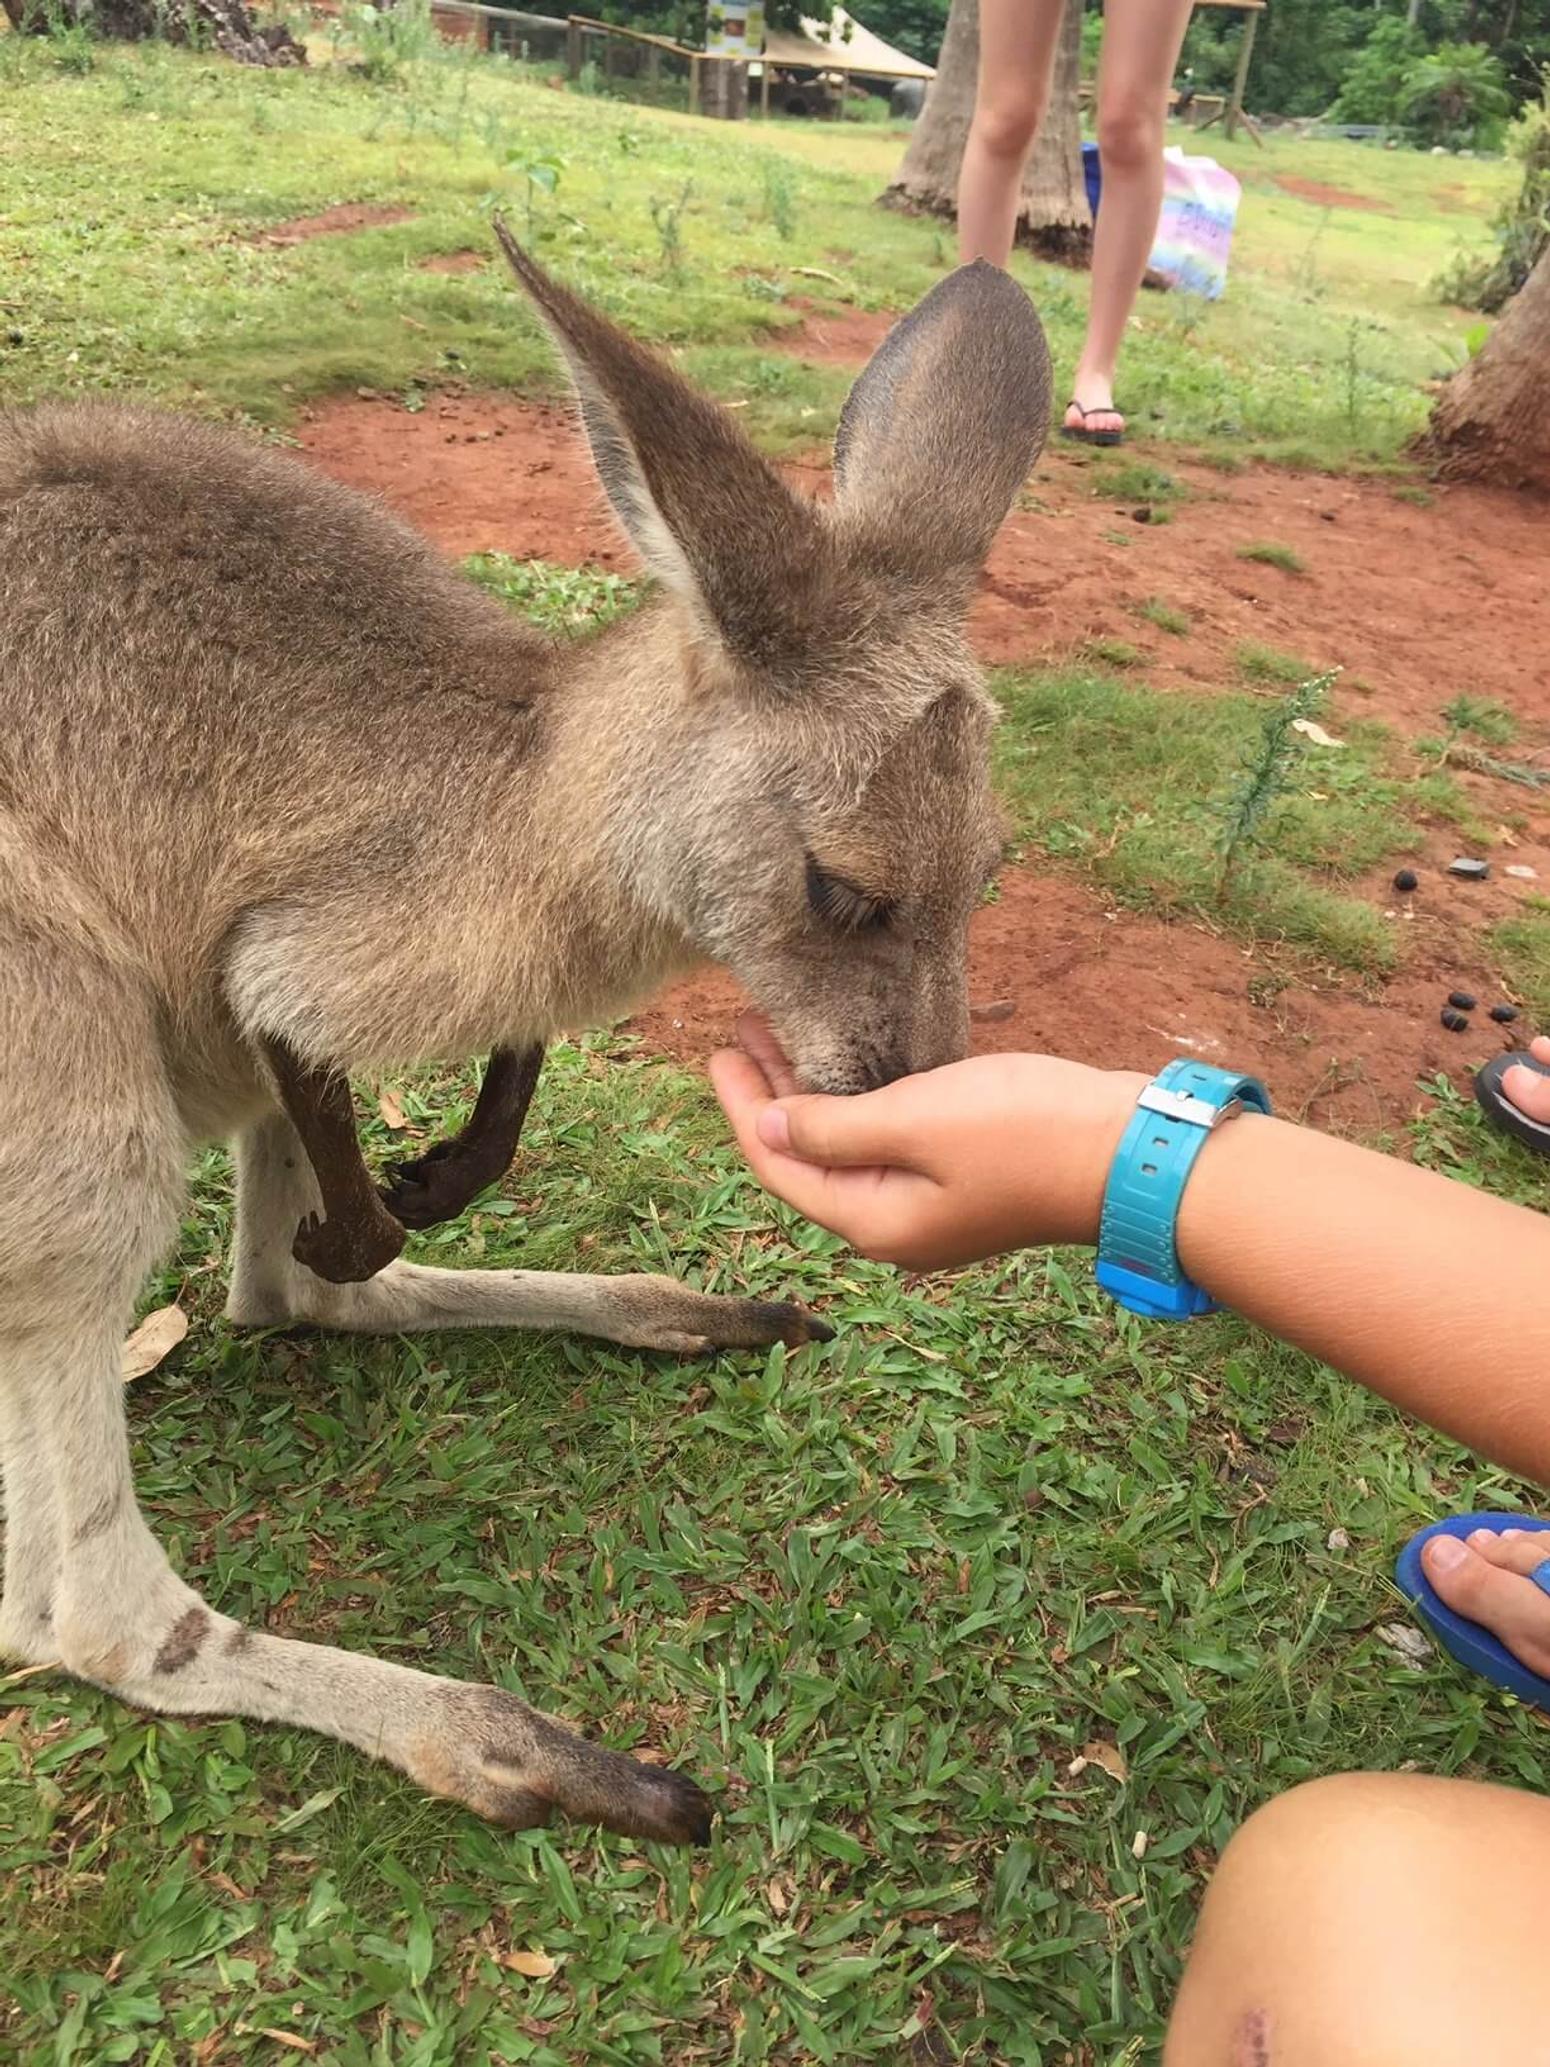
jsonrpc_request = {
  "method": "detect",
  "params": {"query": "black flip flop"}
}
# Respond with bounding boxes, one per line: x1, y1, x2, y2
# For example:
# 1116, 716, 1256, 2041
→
1475, 1049, 1550, 1156
1059, 399, 1125, 448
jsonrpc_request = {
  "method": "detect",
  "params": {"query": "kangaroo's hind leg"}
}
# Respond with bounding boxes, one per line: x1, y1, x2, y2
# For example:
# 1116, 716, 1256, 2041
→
1, 941, 709, 1843
227, 1107, 833, 1351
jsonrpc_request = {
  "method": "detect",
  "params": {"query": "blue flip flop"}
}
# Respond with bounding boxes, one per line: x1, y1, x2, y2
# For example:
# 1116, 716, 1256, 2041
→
1395, 1512, 1550, 1710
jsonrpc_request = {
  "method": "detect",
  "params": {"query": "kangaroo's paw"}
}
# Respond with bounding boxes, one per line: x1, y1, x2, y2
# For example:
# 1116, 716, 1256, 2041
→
409, 1685, 714, 1844
290, 1203, 406, 1285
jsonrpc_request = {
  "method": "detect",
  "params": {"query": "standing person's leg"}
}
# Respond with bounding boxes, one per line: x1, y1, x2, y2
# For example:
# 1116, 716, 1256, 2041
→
1164, 1772, 1550, 2064
957, 0, 1067, 267
1065, 0, 1193, 439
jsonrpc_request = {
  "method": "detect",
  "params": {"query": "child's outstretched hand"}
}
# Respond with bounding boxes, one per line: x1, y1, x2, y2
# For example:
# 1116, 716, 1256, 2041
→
710, 1015, 1144, 1272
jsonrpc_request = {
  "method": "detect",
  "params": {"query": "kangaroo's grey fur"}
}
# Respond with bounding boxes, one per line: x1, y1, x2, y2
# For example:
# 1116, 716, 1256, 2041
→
0, 231, 1050, 1843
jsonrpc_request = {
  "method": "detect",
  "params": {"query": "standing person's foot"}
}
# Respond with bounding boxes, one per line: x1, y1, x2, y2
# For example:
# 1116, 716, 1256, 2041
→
1060, 386, 1126, 446
1475, 1034, 1550, 1154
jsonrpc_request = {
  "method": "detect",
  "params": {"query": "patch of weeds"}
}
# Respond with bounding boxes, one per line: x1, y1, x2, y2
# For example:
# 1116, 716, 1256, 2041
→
760, 157, 799, 241
1237, 541, 1307, 575
649, 179, 694, 280
1440, 694, 1518, 748
1081, 636, 1146, 669
1136, 596, 1192, 637
1392, 482, 1435, 508
992, 664, 1443, 973
463, 554, 642, 635
1216, 671, 1337, 899
1236, 642, 1317, 687
1095, 459, 1185, 505
1492, 898, 1550, 1017
1412, 1071, 1546, 1209
344, 0, 437, 84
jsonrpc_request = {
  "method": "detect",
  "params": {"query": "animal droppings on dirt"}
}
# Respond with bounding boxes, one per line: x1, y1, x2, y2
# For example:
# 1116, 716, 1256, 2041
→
1393, 869, 1419, 892
1448, 990, 1478, 1011
1441, 1007, 1471, 1032
249, 203, 416, 247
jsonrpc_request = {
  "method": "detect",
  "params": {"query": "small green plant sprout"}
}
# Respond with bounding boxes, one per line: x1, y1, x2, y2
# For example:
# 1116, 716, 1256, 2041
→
507, 153, 563, 240
649, 179, 694, 279
1216, 669, 1342, 899
1237, 541, 1306, 575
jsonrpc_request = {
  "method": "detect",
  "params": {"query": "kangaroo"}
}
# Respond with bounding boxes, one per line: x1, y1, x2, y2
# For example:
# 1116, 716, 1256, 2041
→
0, 226, 1051, 1844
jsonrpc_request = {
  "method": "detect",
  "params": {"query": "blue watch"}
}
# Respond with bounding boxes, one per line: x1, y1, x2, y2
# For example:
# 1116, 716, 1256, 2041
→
1096, 1058, 1272, 1320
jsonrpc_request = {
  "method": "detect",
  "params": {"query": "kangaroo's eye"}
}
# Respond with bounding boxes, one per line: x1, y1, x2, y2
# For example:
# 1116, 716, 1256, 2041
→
805, 857, 894, 933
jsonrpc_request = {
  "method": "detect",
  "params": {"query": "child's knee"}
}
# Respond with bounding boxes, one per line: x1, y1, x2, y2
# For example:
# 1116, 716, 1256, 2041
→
1095, 98, 1162, 174
970, 91, 1042, 162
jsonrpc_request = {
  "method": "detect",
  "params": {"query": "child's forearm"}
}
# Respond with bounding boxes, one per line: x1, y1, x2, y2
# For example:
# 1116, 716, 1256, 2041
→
1178, 1115, 1550, 1484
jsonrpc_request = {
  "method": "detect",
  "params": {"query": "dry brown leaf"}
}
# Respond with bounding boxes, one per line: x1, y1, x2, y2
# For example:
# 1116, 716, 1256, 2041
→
121, 1305, 188, 1383
1131, 1829, 1150, 1860
501, 1948, 557, 1979
1080, 1739, 1129, 1783
257, 2034, 316, 2055
1291, 718, 1345, 749
767, 1877, 790, 1917
378, 1087, 408, 1130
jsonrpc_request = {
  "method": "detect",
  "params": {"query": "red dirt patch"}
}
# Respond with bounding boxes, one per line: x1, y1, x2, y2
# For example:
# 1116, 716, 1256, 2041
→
252, 203, 415, 247
419, 250, 487, 275
776, 302, 897, 366
1274, 175, 1393, 213
295, 387, 1550, 1134
297, 393, 622, 564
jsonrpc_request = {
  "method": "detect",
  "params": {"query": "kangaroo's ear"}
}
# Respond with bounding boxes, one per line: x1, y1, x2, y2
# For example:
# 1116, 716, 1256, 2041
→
831, 262, 1051, 582
494, 218, 830, 670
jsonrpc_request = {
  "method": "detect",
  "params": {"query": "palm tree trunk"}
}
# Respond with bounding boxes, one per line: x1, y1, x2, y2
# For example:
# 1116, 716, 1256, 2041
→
881, 0, 1091, 261
1425, 246, 1550, 493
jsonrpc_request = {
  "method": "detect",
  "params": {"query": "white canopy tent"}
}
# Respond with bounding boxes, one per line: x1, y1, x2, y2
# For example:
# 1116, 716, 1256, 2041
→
762, 6, 933, 82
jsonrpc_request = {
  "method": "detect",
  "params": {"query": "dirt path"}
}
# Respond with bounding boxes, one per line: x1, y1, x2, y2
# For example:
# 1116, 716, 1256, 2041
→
295, 384, 1550, 1133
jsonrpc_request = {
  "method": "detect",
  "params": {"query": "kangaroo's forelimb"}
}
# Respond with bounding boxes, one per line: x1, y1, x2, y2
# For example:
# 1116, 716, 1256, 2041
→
260, 1035, 408, 1285
379, 1043, 544, 1231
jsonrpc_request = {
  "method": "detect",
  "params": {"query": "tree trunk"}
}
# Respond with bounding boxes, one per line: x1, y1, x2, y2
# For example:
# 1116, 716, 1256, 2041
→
1, 0, 306, 64
1425, 247, 1550, 493
881, 0, 1091, 261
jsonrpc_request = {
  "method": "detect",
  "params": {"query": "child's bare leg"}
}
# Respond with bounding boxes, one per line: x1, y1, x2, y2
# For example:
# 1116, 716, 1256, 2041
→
1165, 1772, 1550, 2064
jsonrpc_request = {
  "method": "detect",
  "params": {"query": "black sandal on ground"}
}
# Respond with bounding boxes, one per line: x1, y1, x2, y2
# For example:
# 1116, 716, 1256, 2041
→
1475, 1049, 1550, 1157
1059, 399, 1126, 448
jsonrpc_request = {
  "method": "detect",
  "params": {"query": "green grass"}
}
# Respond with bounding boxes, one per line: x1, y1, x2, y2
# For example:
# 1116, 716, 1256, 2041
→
5, 1036, 1548, 2066
1494, 899, 1550, 1017
992, 666, 1480, 975
0, 31, 1515, 466
463, 555, 642, 635
1235, 641, 1317, 687
2, 33, 1547, 2062
1079, 635, 1146, 669
1236, 541, 1307, 575
1135, 597, 1192, 638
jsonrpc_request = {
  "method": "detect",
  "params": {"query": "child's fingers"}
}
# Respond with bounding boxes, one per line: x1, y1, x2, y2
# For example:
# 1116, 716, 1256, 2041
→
760, 1088, 915, 1171
735, 1012, 802, 1098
